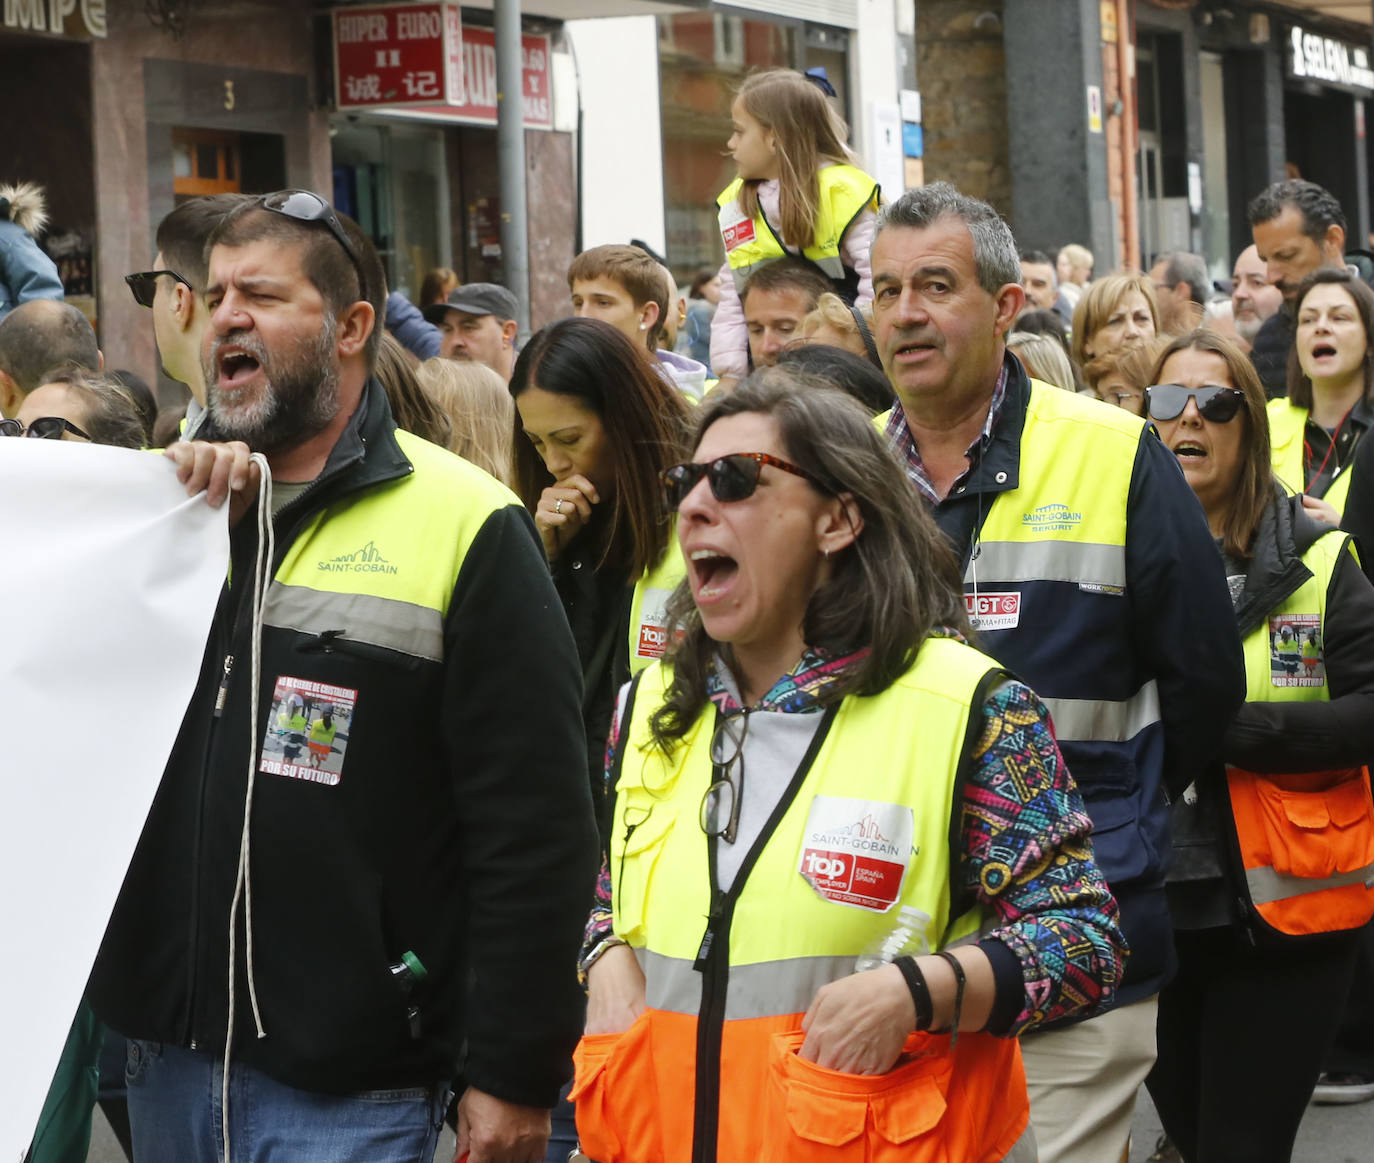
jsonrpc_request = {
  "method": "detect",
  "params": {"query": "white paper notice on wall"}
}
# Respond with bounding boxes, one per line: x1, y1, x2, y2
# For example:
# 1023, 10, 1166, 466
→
868, 100, 907, 203
0, 440, 228, 1159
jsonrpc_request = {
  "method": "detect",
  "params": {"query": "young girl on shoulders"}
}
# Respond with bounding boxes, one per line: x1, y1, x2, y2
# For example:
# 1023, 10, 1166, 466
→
710, 69, 880, 388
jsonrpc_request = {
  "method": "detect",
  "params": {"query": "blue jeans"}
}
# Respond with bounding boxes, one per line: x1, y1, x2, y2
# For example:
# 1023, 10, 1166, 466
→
124, 1040, 450, 1163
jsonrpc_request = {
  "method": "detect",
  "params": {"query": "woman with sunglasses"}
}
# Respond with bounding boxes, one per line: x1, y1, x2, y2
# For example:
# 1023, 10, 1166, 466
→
573, 370, 1126, 1163
1142, 329, 1374, 1163
1270, 268, 1374, 522
5, 368, 147, 448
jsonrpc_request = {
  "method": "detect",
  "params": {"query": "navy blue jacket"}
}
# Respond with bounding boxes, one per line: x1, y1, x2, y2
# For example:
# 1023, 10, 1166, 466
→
925, 357, 1245, 1009
385, 291, 441, 360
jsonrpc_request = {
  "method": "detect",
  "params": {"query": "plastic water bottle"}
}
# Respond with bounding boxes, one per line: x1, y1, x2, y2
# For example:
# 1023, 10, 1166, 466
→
854, 905, 932, 972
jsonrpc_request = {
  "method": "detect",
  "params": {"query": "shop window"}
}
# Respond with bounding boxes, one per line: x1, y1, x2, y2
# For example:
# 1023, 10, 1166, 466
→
172, 129, 242, 197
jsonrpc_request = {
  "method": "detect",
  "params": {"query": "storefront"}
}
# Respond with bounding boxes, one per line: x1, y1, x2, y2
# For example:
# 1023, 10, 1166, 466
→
1282, 21, 1373, 248
327, 3, 575, 324
0, 6, 105, 328
0, 0, 328, 392
1177, 4, 1374, 275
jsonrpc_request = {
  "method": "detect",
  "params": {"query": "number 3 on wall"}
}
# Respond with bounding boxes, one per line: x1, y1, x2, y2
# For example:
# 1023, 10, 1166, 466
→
224, 80, 236, 111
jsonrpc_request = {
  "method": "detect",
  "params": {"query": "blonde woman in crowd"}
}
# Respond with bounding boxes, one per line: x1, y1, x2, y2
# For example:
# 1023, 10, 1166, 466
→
790, 291, 882, 367
1006, 331, 1076, 393
417, 357, 516, 485
1071, 272, 1160, 371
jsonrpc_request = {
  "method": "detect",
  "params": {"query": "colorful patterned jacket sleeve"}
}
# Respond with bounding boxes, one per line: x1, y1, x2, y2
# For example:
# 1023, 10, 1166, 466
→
961, 680, 1128, 1035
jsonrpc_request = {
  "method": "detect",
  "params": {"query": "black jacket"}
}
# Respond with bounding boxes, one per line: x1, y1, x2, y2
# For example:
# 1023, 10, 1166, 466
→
1249, 309, 1294, 400
1168, 487, 1374, 928
88, 383, 598, 1106
551, 512, 634, 846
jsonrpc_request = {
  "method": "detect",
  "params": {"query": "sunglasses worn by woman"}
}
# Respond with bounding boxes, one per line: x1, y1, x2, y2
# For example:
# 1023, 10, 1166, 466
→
1146, 383, 1246, 424
0, 415, 91, 440
574, 369, 1125, 1163
1141, 329, 1374, 1163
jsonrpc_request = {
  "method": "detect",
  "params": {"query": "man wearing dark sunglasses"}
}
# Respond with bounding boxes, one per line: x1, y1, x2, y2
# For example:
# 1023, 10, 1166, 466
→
86, 192, 597, 1163
871, 183, 1245, 1163
126, 195, 249, 440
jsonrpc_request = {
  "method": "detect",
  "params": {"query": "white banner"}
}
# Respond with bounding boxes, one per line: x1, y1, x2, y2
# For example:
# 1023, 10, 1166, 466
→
0, 440, 228, 1157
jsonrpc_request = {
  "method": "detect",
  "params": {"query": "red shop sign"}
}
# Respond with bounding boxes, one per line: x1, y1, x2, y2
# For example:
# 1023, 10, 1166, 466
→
333, 1, 462, 110
444, 27, 553, 129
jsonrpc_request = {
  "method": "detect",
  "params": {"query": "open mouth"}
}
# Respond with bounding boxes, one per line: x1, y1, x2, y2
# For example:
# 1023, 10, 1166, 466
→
1311, 343, 1338, 360
218, 349, 263, 389
689, 548, 739, 601
894, 340, 937, 359
1172, 440, 1207, 463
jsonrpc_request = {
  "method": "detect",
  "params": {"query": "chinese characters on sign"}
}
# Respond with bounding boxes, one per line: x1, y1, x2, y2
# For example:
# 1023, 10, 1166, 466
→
334, 1, 458, 110
332, 2, 553, 128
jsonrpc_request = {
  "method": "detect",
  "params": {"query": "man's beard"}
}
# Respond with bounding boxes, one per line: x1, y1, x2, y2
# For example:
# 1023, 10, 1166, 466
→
204, 318, 341, 454
1234, 311, 1263, 343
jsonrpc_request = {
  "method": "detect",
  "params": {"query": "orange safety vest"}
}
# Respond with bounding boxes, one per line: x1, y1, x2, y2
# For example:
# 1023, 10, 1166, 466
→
1228, 526, 1374, 938
572, 638, 1036, 1163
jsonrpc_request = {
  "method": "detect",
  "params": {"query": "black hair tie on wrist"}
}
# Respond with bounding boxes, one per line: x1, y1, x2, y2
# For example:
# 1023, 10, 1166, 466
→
894, 955, 934, 1032
934, 949, 968, 1049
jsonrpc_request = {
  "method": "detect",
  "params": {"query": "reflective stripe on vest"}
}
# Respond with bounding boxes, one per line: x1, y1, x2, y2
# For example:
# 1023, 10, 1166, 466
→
262, 430, 522, 659
968, 384, 1148, 742
1229, 526, 1374, 937
1041, 681, 1160, 743
1268, 398, 1355, 513
948, 383, 1171, 896
716, 164, 878, 292
577, 637, 1028, 1163
626, 538, 687, 674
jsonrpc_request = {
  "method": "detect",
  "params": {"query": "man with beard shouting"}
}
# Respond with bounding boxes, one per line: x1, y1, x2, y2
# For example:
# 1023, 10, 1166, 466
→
86, 191, 598, 1163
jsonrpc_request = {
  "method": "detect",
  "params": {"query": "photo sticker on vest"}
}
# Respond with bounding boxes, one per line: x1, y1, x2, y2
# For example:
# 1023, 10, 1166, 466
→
260, 676, 357, 786
965, 590, 1020, 632
634, 587, 675, 661
1269, 614, 1325, 688
798, 795, 915, 912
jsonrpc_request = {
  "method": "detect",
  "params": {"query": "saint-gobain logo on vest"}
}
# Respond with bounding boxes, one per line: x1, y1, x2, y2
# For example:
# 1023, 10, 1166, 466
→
798, 795, 915, 912
965, 590, 1020, 631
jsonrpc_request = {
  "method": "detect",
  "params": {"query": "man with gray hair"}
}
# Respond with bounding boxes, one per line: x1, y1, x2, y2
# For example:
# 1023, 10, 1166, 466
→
1148, 251, 1209, 334
869, 181, 1244, 1163
0, 299, 101, 418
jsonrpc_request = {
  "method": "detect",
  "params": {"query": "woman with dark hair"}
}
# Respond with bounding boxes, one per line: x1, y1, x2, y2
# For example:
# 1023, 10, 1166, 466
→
572, 369, 1125, 1163
774, 343, 893, 415
511, 317, 691, 833
1272, 267, 1374, 518
512, 316, 690, 1163
1142, 329, 1374, 1163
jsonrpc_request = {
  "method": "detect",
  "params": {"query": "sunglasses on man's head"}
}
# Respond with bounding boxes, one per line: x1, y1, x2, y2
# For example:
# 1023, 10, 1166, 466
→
1145, 384, 1247, 424
260, 190, 367, 302
125, 269, 193, 308
659, 452, 823, 511
0, 416, 92, 441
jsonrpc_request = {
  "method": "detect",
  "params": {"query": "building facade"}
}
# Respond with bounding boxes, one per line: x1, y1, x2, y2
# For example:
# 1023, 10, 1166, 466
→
926, 0, 1373, 280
